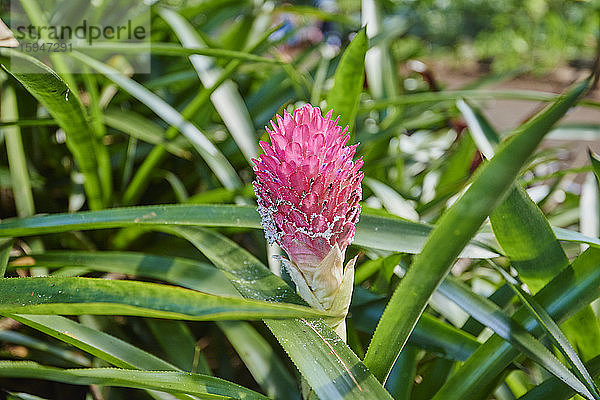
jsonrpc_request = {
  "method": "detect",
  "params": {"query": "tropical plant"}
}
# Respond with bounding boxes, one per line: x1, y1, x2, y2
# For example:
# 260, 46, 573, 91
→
0, 1, 600, 400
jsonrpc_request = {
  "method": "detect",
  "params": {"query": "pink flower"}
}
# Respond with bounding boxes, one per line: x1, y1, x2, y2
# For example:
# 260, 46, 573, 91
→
253, 104, 362, 325
253, 104, 363, 270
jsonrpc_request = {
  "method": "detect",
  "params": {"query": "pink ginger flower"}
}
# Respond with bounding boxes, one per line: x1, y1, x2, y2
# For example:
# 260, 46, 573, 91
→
252, 104, 363, 332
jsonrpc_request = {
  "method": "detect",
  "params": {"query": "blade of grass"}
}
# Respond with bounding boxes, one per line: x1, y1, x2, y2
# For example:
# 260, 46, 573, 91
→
146, 319, 210, 374
81, 68, 112, 206
0, 239, 12, 277
363, 79, 590, 382
0, 329, 90, 367
519, 354, 600, 400
8, 251, 238, 297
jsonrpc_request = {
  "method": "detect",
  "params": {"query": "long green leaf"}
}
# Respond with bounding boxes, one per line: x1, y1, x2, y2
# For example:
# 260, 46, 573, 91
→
0, 361, 269, 400
326, 27, 367, 130
9, 251, 238, 296
461, 98, 600, 395
0, 205, 495, 257
432, 247, 600, 400
1, 49, 104, 209
2, 85, 35, 217
164, 226, 393, 400
0, 329, 90, 366
591, 151, 600, 183
158, 8, 259, 163
0, 277, 326, 320
68, 51, 242, 190
7, 315, 177, 371
103, 109, 192, 159
13, 249, 481, 364
519, 355, 600, 400
491, 182, 570, 293
1, 204, 598, 256
0, 239, 12, 277
218, 321, 299, 400
436, 277, 594, 399
74, 42, 281, 63
363, 79, 590, 382
146, 319, 210, 374
360, 89, 600, 111
492, 264, 599, 398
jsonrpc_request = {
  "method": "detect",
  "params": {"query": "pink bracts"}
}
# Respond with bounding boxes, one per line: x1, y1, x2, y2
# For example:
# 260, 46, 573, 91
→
252, 104, 363, 338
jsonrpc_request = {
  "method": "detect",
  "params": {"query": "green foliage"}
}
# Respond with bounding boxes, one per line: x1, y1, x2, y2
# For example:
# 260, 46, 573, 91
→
1, 1, 600, 399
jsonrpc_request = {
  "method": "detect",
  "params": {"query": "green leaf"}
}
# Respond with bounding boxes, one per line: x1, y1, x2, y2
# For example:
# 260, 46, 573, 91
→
103, 109, 192, 159
437, 276, 595, 399
0, 239, 12, 277
519, 354, 600, 400
158, 8, 259, 163
0, 329, 90, 366
326, 28, 367, 130
385, 345, 418, 400
456, 99, 499, 158
0, 277, 326, 320
7, 315, 176, 371
68, 51, 242, 190
1, 49, 104, 209
0, 205, 496, 257
492, 264, 599, 399
364, 178, 418, 220
2, 85, 35, 218
9, 251, 238, 296
363, 79, 590, 382
491, 180, 569, 293
146, 319, 210, 374
164, 226, 394, 400
0, 361, 269, 400
590, 150, 600, 184
560, 307, 600, 362
432, 247, 600, 400
73, 42, 281, 64
2, 204, 598, 256
218, 321, 299, 400
360, 88, 600, 111
462, 98, 600, 394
